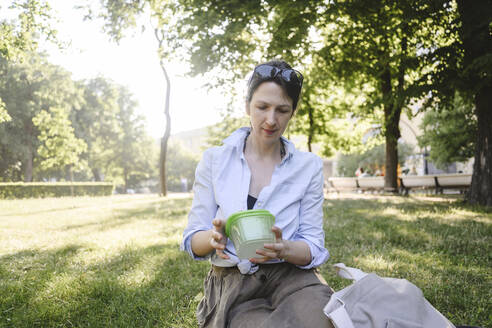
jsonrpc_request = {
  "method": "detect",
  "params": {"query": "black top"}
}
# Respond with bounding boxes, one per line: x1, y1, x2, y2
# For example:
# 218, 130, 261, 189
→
247, 194, 257, 210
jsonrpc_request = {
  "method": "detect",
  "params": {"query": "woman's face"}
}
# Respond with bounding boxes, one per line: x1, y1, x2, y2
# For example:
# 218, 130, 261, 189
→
246, 81, 294, 144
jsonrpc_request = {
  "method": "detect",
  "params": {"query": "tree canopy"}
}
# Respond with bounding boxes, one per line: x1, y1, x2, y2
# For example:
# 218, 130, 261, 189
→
0, 52, 157, 190
0, 0, 59, 124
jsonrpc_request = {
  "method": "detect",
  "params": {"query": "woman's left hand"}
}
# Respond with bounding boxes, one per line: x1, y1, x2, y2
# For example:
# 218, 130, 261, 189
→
250, 226, 290, 264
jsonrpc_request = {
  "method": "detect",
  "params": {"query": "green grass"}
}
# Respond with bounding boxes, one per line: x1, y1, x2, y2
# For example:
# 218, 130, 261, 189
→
0, 194, 490, 327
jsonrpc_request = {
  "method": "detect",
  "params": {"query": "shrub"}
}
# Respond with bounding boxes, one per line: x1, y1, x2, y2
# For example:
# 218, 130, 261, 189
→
0, 182, 114, 199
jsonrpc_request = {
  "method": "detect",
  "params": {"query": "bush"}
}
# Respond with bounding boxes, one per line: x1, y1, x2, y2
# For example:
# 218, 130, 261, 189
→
0, 182, 114, 199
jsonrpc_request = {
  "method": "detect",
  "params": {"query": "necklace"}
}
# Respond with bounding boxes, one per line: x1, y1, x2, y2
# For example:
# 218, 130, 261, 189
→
244, 132, 286, 158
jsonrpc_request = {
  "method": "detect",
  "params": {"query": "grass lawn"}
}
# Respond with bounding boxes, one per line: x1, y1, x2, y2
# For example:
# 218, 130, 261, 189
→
0, 193, 490, 327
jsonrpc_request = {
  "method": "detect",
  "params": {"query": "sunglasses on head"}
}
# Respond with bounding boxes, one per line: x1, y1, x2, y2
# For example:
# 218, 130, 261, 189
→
250, 64, 304, 90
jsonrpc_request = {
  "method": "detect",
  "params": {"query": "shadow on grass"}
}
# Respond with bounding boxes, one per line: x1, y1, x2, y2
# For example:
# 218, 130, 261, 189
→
0, 206, 84, 217
62, 198, 191, 235
0, 242, 208, 327
321, 197, 491, 327
0, 196, 206, 327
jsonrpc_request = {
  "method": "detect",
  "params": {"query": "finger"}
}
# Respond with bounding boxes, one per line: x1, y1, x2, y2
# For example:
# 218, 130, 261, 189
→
217, 250, 230, 259
263, 243, 284, 252
212, 219, 224, 228
211, 241, 229, 259
272, 226, 283, 241
255, 249, 278, 259
212, 231, 222, 240
210, 238, 225, 250
212, 231, 226, 245
250, 257, 269, 264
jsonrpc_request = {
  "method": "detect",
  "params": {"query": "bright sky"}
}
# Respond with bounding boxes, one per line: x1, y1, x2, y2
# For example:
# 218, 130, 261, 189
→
36, 0, 239, 137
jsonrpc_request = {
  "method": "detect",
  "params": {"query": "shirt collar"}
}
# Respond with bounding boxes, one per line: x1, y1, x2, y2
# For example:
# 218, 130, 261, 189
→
222, 127, 295, 164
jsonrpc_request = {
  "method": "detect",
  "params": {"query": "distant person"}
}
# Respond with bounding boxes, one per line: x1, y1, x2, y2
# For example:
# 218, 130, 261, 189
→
355, 167, 364, 177
409, 166, 418, 175
181, 60, 333, 327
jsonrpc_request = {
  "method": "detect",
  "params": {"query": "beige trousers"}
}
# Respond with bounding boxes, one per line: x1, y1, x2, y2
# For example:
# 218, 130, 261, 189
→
197, 262, 335, 328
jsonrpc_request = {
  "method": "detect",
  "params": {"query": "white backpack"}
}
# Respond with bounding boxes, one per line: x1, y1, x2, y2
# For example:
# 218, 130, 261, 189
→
323, 263, 456, 328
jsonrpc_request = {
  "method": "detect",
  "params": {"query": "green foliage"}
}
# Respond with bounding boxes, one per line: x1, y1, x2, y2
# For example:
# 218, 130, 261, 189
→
0, 98, 10, 123
112, 86, 158, 189
0, 53, 83, 181
418, 0, 491, 107
87, 0, 187, 195
336, 142, 414, 177
0, 53, 158, 189
0, 182, 113, 199
159, 0, 453, 177
418, 95, 476, 169
166, 141, 199, 192
73, 77, 122, 181
205, 115, 249, 148
0, 0, 59, 61
33, 107, 87, 172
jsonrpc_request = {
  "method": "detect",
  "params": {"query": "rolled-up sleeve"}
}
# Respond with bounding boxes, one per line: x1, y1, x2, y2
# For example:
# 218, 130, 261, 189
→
293, 157, 329, 269
180, 148, 218, 260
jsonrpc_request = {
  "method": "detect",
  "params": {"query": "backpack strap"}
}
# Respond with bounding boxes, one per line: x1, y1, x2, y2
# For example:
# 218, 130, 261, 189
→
333, 263, 368, 281
325, 299, 356, 328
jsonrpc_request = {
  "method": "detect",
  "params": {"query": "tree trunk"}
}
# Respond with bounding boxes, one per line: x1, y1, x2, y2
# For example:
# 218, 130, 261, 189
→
382, 31, 406, 193
458, 0, 492, 206
24, 147, 33, 182
124, 167, 128, 193
380, 68, 401, 192
154, 28, 171, 197
24, 124, 33, 182
384, 112, 400, 193
468, 85, 492, 206
65, 165, 74, 182
307, 105, 313, 152
92, 168, 102, 181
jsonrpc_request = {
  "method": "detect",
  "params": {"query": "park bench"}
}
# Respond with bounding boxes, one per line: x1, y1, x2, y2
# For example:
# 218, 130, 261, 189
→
399, 175, 437, 195
399, 174, 472, 195
435, 173, 472, 194
327, 177, 359, 193
327, 174, 472, 195
357, 176, 385, 193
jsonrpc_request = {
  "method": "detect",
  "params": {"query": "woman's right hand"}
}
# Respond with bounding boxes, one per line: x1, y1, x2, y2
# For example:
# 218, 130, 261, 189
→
210, 219, 229, 259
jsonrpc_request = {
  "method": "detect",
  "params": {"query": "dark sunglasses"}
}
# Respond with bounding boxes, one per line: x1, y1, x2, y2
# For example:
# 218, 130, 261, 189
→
250, 64, 304, 90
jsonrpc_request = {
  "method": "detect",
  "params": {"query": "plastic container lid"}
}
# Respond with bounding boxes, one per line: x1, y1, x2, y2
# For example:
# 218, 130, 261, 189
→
225, 209, 274, 238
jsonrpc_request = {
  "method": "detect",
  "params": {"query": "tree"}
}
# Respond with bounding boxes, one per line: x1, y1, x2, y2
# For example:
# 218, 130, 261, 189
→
456, 0, 492, 206
32, 107, 87, 180
170, 0, 452, 192
73, 77, 122, 181
85, 0, 183, 196
0, 53, 81, 181
418, 95, 476, 169
70, 78, 158, 189
0, 0, 59, 123
0, 0, 57, 60
114, 86, 158, 191
420, 0, 492, 206
307, 1, 452, 191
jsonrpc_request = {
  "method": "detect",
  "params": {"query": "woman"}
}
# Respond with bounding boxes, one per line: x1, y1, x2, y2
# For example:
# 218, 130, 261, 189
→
181, 60, 334, 328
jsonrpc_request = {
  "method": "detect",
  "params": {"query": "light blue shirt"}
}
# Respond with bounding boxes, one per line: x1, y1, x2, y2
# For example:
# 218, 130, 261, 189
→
180, 127, 329, 274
